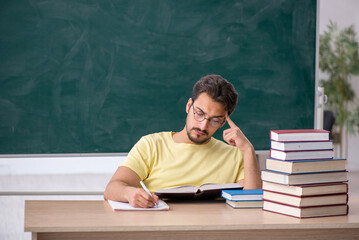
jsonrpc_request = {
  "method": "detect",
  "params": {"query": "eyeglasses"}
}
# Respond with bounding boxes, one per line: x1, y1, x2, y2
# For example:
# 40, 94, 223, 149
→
191, 104, 225, 128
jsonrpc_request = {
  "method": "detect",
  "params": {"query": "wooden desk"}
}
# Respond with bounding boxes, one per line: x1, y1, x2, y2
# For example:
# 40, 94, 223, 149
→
25, 198, 359, 240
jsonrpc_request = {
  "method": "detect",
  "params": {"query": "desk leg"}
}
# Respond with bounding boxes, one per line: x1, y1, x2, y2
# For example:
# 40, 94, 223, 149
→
32, 232, 37, 240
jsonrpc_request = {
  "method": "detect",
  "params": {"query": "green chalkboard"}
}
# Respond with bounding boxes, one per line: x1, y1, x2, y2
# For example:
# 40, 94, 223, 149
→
0, 0, 317, 154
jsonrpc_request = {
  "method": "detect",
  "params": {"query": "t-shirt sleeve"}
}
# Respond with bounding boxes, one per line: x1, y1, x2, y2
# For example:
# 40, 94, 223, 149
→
120, 136, 153, 180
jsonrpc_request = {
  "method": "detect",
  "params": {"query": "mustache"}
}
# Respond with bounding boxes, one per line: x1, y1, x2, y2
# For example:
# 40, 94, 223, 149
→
192, 128, 208, 135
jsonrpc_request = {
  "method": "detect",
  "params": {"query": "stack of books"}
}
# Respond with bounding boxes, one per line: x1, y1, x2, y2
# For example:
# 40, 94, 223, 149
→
221, 189, 263, 209
262, 129, 349, 218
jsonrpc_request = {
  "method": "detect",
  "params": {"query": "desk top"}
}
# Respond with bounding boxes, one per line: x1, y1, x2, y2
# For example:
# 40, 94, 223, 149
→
25, 198, 359, 233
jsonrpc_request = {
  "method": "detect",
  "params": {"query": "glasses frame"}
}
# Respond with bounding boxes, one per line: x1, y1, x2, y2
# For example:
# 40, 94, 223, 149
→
191, 103, 226, 128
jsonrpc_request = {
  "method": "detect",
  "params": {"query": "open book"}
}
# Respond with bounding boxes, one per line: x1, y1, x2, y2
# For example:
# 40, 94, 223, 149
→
155, 183, 242, 200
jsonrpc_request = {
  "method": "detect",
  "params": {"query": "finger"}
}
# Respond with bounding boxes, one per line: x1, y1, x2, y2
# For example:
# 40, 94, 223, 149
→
138, 194, 156, 208
141, 191, 158, 207
227, 139, 237, 147
223, 128, 240, 142
224, 123, 245, 138
226, 139, 236, 147
139, 191, 159, 207
131, 190, 147, 208
223, 131, 233, 142
153, 194, 160, 205
226, 117, 237, 129
223, 130, 237, 140
223, 128, 235, 137
223, 131, 237, 146
135, 189, 156, 208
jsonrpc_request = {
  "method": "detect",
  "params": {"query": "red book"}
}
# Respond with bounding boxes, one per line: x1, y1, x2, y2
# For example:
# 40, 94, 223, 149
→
265, 158, 346, 174
263, 190, 348, 207
261, 170, 348, 185
262, 182, 348, 197
270, 129, 330, 142
263, 200, 348, 218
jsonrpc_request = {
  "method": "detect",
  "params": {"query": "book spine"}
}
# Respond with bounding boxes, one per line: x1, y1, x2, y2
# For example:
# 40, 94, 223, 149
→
270, 140, 333, 151
270, 129, 330, 134
274, 149, 334, 153
270, 131, 276, 141
266, 169, 347, 175
263, 199, 348, 209
261, 170, 348, 185
263, 189, 349, 198
262, 208, 348, 219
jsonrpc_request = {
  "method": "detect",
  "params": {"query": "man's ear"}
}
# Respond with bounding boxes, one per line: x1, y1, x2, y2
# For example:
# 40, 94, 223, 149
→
186, 98, 193, 114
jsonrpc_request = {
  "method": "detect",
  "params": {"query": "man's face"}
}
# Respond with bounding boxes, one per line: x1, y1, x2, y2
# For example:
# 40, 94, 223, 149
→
185, 93, 227, 144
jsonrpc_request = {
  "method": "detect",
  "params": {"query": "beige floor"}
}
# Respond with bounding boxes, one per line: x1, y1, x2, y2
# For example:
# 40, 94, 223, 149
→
0, 171, 358, 240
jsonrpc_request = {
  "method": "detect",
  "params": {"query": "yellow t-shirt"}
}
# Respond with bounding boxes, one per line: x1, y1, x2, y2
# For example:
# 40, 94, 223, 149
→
121, 132, 244, 192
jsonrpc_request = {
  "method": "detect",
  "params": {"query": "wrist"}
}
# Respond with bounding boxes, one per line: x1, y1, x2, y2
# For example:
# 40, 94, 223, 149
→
123, 185, 137, 202
240, 143, 255, 154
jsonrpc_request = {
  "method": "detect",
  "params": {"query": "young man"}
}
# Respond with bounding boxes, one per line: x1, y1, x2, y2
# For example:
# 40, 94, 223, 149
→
104, 75, 262, 207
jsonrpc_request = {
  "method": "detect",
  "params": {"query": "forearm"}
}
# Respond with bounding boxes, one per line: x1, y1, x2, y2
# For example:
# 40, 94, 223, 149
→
241, 145, 262, 189
104, 166, 158, 207
223, 117, 262, 189
104, 180, 138, 202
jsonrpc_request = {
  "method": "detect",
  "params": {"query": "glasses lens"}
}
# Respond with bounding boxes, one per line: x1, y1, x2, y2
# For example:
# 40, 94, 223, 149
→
210, 119, 222, 128
194, 112, 205, 121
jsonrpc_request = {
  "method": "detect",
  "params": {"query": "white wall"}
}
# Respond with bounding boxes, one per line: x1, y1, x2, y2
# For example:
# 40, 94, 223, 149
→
319, 0, 359, 170
0, 155, 124, 175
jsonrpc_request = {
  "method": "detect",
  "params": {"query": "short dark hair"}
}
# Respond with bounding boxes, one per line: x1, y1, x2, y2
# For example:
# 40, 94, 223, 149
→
192, 74, 238, 115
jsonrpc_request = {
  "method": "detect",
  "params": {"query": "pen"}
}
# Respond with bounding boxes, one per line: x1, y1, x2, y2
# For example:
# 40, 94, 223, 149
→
140, 180, 158, 207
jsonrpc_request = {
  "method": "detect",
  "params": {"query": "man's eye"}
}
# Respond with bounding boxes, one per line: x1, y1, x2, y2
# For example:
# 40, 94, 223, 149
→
212, 119, 221, 124
196, 112, 205, 117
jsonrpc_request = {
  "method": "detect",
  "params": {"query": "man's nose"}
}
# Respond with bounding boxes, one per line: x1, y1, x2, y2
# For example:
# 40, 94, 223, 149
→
199, 118, 210, 130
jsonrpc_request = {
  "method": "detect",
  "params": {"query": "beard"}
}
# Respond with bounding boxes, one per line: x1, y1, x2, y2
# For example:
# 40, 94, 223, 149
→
185, 125, 211, 144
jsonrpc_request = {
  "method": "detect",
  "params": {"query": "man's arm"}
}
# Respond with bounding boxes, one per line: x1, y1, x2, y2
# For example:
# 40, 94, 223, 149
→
104, 166, 159, 208
223, 117, 262, 189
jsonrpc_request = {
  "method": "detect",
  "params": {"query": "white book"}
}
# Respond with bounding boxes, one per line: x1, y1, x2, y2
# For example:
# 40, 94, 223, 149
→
263, 191, 348, 207
261, 170, 348, 185
270, 129, 329, 142
265, 158, 346, 174
271, 140, 333, 151
262, 181, 348, 197
270, 149, 334, 160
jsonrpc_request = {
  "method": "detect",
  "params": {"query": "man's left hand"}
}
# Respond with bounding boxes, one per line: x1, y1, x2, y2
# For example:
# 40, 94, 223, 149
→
223, 117, 254, 152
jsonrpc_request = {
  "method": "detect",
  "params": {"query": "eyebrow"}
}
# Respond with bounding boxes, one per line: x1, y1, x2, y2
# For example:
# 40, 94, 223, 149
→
194, 105, 226, 119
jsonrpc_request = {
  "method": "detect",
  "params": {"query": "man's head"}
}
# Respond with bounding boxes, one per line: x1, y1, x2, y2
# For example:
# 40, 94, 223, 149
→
185, 75, 238, 144
192, 74, 238, 116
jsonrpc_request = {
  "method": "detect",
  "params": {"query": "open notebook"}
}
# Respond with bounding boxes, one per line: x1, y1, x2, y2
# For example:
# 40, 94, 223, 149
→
107, 199, 169, 211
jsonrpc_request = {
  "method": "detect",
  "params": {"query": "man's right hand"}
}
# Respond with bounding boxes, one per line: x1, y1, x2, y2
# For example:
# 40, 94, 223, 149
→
127, 187, 159, 208
104, 166, 159, 208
